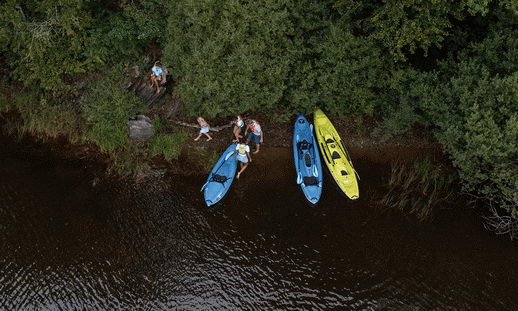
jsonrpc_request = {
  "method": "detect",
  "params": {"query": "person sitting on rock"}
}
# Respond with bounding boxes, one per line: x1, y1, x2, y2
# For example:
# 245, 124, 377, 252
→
194, 117, 212, 141
232, 140, 252, 179
150, 61, 163, 94
245, 119, 263, 154
230, 115, 244, 142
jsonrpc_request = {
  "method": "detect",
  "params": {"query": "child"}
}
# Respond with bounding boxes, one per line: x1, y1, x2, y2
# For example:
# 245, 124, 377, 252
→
230, 115, 244, 142
194, 117, 212, 141
245, 119, 263, 154
233, 140, 252, 179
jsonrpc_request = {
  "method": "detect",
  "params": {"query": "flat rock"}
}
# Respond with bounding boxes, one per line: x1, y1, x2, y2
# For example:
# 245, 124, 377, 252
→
128, 115, 154, 139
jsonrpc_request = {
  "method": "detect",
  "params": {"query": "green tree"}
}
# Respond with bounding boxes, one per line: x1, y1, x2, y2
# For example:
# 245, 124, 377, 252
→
165, 0, 295, 116
0, 0, 97, 91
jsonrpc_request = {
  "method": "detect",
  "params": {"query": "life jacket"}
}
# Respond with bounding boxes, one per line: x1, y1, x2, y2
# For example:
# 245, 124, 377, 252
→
249, 120, 261, 135
237, 144, 247, 155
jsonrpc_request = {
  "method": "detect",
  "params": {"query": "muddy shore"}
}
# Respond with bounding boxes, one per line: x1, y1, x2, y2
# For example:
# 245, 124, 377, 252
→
0, 114, 446, 183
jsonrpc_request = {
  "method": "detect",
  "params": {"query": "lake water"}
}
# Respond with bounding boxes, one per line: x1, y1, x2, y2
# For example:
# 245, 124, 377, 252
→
0, 135, 517, 310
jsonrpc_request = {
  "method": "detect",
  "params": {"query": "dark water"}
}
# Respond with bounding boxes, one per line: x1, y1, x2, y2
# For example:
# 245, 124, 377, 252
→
1, 137, 517, 310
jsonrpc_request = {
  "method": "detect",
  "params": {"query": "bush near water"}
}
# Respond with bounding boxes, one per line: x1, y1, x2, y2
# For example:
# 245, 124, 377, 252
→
0, 1, 516, 220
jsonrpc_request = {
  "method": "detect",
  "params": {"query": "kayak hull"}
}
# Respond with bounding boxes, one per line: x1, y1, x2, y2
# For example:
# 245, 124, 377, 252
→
293, 114, 323, 205
313, 109, 359, 199
202, 143, 238, 206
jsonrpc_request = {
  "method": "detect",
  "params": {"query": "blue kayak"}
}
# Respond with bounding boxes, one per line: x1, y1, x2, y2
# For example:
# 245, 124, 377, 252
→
293, 114, 323, 204
201, 143, 238, 206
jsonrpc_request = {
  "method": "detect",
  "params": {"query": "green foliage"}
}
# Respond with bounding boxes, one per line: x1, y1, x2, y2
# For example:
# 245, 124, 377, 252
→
0, 0, 166, 92
0, 80, 9, 113
107, 144, 144, 177
379, 158, 455, 221
82, 66, 145, 152
150, 127, 189, 161
17, 96, 84, 143
380, 26, 518, 217
1, 89, 84, 142
165, 0, 294, 117
375, 69, 436, 139
164, 0, 391, 117
0, 0, 96, 91
316, 25, 390, 116
121, 0, 166, 42
335, 0, 493, 61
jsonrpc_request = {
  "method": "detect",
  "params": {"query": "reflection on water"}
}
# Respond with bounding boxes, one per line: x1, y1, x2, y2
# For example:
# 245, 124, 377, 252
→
0, 137, 517, 310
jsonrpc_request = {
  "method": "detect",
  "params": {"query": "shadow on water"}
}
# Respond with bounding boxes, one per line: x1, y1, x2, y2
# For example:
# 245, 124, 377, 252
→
0, 137, 517, 310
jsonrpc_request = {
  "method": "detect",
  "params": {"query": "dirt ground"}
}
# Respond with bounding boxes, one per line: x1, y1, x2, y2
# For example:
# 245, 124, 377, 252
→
173, 113, 446, 172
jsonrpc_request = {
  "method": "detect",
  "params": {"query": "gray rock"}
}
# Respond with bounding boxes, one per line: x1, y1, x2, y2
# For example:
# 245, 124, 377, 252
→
128, 115, 154, 139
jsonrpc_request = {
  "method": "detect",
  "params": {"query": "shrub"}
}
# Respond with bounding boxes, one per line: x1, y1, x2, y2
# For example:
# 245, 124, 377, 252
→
82, 66, 146, 152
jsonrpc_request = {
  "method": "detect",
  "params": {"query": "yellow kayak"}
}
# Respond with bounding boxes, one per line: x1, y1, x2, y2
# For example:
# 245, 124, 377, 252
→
313, 109, 359, 199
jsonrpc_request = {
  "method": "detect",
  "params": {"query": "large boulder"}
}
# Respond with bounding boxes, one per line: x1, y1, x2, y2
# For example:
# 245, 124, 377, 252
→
128, 115, 154, 139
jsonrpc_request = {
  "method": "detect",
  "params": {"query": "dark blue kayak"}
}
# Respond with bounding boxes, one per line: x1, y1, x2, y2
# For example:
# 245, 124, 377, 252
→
293, 114, 323, 204
201, 143, 238, 206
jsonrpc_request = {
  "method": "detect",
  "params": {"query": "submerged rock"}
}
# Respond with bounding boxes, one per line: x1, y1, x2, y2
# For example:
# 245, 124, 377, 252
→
128, 115, 154, 139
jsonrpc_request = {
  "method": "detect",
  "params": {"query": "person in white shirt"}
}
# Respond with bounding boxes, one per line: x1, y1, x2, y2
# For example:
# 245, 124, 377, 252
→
230, 115, 245, 142
232, 141, 252, 179
194, 117, 212, 141
150, 61, 163, 94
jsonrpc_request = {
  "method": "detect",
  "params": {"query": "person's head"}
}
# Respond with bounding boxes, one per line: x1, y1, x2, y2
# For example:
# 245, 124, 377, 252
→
197, 117, 204, 123
154, 61, 161, 68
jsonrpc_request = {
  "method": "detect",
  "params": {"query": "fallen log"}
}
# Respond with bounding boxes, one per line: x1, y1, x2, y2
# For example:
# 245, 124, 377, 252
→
171, 120, 232, 132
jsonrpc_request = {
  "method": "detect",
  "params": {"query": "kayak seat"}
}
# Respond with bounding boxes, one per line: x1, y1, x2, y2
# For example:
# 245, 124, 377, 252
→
211, 174, 228, 183
304, 153, 311, 167
298, 140, 311, 151
331, 151, 341, 159
326, 138, 334, 143
303, 176, 318, 186
341, 170, 348, 176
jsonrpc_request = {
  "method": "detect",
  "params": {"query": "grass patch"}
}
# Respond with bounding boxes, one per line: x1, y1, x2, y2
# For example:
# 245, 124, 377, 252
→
150, 129, 189, 161
2, 90, 85, 143
378, 158, 455, 221
106, 143, 151, 177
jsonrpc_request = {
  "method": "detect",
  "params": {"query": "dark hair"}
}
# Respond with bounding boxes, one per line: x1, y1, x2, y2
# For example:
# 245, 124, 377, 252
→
154, 61, 161, 66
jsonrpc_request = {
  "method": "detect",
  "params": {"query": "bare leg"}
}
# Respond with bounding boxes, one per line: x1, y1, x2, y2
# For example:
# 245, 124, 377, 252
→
151, 77, 157, 91
155, 77, 162, 94
236, 162, 249, 179
204, 133, 213, 141
233, 127, 243, 142
253, 144, 260, 154
194, 133, 202, 141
